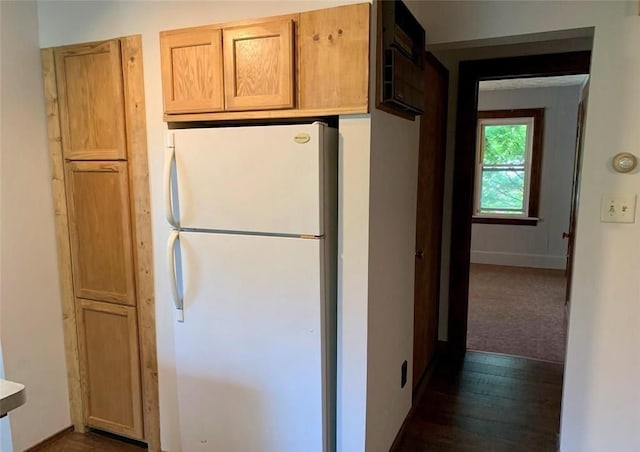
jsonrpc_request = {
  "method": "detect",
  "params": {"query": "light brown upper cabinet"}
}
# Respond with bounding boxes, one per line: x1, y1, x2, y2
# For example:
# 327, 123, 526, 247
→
54, 40, 127, 160
76, 299, 143, 439
65, 161, 136, 306
160, 27, 224, 114
159, 3, 370, 121
223, 19, 295, 111
298, 3, 370, 110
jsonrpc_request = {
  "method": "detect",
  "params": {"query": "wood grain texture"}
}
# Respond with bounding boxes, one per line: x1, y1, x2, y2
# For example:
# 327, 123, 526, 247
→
121, 35, 161, 452
413, 52, 448, 390
393, 351, 564, 452
65, 161, 136, 305
223, 19, 295, 111
30, 430, 146, 452
54, 40, 127, 160
41, 48, 85, 433
164, 105, 366, 122
24, 426, 75, 452
76, 299, 144, 440
298, 3, 370, 111
160, 27, 224, 114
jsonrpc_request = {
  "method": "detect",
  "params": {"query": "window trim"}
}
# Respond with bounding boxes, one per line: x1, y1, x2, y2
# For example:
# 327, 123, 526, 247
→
472, 108, 545, 226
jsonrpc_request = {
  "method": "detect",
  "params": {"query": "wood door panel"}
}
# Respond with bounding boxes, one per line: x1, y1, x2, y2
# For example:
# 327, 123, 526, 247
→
566, 82, 589, 303
413, 53, 448, 390
65, 161, 136, 305
76, 299, 143, 439
298, 3, 369, 111
223, 20, 295, 111
160, 27, 224, 114
54, 40, 126, 160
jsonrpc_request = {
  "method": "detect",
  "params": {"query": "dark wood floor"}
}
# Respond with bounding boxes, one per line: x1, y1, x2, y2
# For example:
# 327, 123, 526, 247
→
34, 430, 146, 451
34, 351, 562, 452
395, 351, 564, 452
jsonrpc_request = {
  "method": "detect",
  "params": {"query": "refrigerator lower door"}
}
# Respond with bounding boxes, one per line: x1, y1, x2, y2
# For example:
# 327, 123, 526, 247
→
174, 231, 330, 452
170, 123, 328, 236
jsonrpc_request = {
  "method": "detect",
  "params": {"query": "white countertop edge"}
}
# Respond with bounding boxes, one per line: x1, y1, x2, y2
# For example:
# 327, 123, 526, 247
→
0, 379, 26, 417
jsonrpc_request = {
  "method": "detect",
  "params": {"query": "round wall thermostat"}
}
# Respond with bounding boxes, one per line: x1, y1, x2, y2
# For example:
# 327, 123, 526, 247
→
612, 152, 637, 173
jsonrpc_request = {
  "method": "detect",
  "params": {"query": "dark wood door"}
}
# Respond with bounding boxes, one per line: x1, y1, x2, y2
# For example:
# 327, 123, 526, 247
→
413, 52, 449, 391
565, 81, 589, 303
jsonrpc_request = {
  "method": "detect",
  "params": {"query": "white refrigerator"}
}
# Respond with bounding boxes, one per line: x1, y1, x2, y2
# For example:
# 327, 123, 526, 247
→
164, 123, 337, 452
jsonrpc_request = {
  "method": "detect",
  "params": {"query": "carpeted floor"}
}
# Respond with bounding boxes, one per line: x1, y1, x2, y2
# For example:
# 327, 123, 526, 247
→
467, 263, 567, 363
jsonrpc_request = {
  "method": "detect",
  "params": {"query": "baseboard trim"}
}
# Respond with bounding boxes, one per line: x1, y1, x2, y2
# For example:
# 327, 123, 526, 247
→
470, 250, 566, 269
25, 425, 74, 451
389, 348, 443, 452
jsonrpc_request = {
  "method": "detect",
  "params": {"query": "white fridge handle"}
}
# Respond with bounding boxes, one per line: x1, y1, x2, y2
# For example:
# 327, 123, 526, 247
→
164, 141, 179, 228
167, 230, 184, 322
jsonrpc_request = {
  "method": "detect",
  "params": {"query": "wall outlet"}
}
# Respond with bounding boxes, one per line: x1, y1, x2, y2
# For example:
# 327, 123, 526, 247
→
600, 194, 637, 223
401, 360, 408, 388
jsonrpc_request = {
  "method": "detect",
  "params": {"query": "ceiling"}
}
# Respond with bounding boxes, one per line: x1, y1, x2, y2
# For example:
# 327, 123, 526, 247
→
479, 75, 590, 91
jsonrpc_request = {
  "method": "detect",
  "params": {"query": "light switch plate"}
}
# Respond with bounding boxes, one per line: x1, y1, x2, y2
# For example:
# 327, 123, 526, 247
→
600, 194, 637, 223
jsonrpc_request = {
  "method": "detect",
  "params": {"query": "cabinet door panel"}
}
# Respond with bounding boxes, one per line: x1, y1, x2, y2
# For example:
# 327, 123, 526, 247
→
76, 299, 143, 439
65, 161, 136, 305
54, 40, 126, 160
299, 3, 369, 111
223, 20, 295, 111
160, 27, 224, 114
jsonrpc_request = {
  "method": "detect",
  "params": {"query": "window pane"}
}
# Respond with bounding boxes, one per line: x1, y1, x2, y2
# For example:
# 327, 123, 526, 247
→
480, 169, 525, 213
483, 124, 527, 165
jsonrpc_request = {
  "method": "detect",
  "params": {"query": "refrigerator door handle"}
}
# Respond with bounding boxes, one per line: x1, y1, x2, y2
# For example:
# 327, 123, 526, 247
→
167, 230, 184, 322
164, 144, 179, 228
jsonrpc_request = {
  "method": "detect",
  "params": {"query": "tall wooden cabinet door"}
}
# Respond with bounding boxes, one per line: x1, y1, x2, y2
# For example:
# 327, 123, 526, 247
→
160, 27, 224, 114
76, 299, 143, 439
65, 161, 136, 305
223, 20, 295, 111
54, 40, 127, 160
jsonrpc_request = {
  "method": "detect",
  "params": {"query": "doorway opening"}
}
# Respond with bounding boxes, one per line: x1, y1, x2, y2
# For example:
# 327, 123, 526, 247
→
447, 50, 591, 356
466, 74, 589, 363
395, 33, 594, 452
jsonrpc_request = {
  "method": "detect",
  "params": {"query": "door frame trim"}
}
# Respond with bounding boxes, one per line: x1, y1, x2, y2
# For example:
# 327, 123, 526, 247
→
447, 51, 592, 355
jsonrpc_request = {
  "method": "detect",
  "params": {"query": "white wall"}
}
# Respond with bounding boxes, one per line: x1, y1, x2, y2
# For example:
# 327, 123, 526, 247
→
336, 116, 371, 452
0, 1, 71, 450
363, 3, 420, 451
365, 114, 418, 450
35, 2, 379, 452
408, 1, 640, 451
471, 85, 581, 269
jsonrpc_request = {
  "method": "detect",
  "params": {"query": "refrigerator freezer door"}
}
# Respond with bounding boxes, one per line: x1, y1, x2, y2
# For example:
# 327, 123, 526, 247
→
174, 231, 329, 452
171, 124, 326, 236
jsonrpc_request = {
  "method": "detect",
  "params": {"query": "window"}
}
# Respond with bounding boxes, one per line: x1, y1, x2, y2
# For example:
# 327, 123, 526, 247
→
473, 108, 544, 225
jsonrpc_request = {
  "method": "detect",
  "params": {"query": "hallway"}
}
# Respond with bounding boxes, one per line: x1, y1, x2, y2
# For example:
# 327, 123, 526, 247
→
395, 351, 563, 451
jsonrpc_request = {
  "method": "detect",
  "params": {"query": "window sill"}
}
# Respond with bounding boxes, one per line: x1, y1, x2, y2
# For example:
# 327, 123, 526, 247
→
472, 216, 539, 226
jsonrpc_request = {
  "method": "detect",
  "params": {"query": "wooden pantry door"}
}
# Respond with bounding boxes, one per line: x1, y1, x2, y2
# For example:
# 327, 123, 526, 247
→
42, 36, 160, 450
54, 39, 127, 160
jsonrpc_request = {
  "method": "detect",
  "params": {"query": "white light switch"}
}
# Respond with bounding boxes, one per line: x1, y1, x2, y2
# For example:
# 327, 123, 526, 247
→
600, 194, 637, 223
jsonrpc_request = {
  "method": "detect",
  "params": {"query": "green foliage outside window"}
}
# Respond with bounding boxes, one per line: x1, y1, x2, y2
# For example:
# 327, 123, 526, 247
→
479, 124, 528, 214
